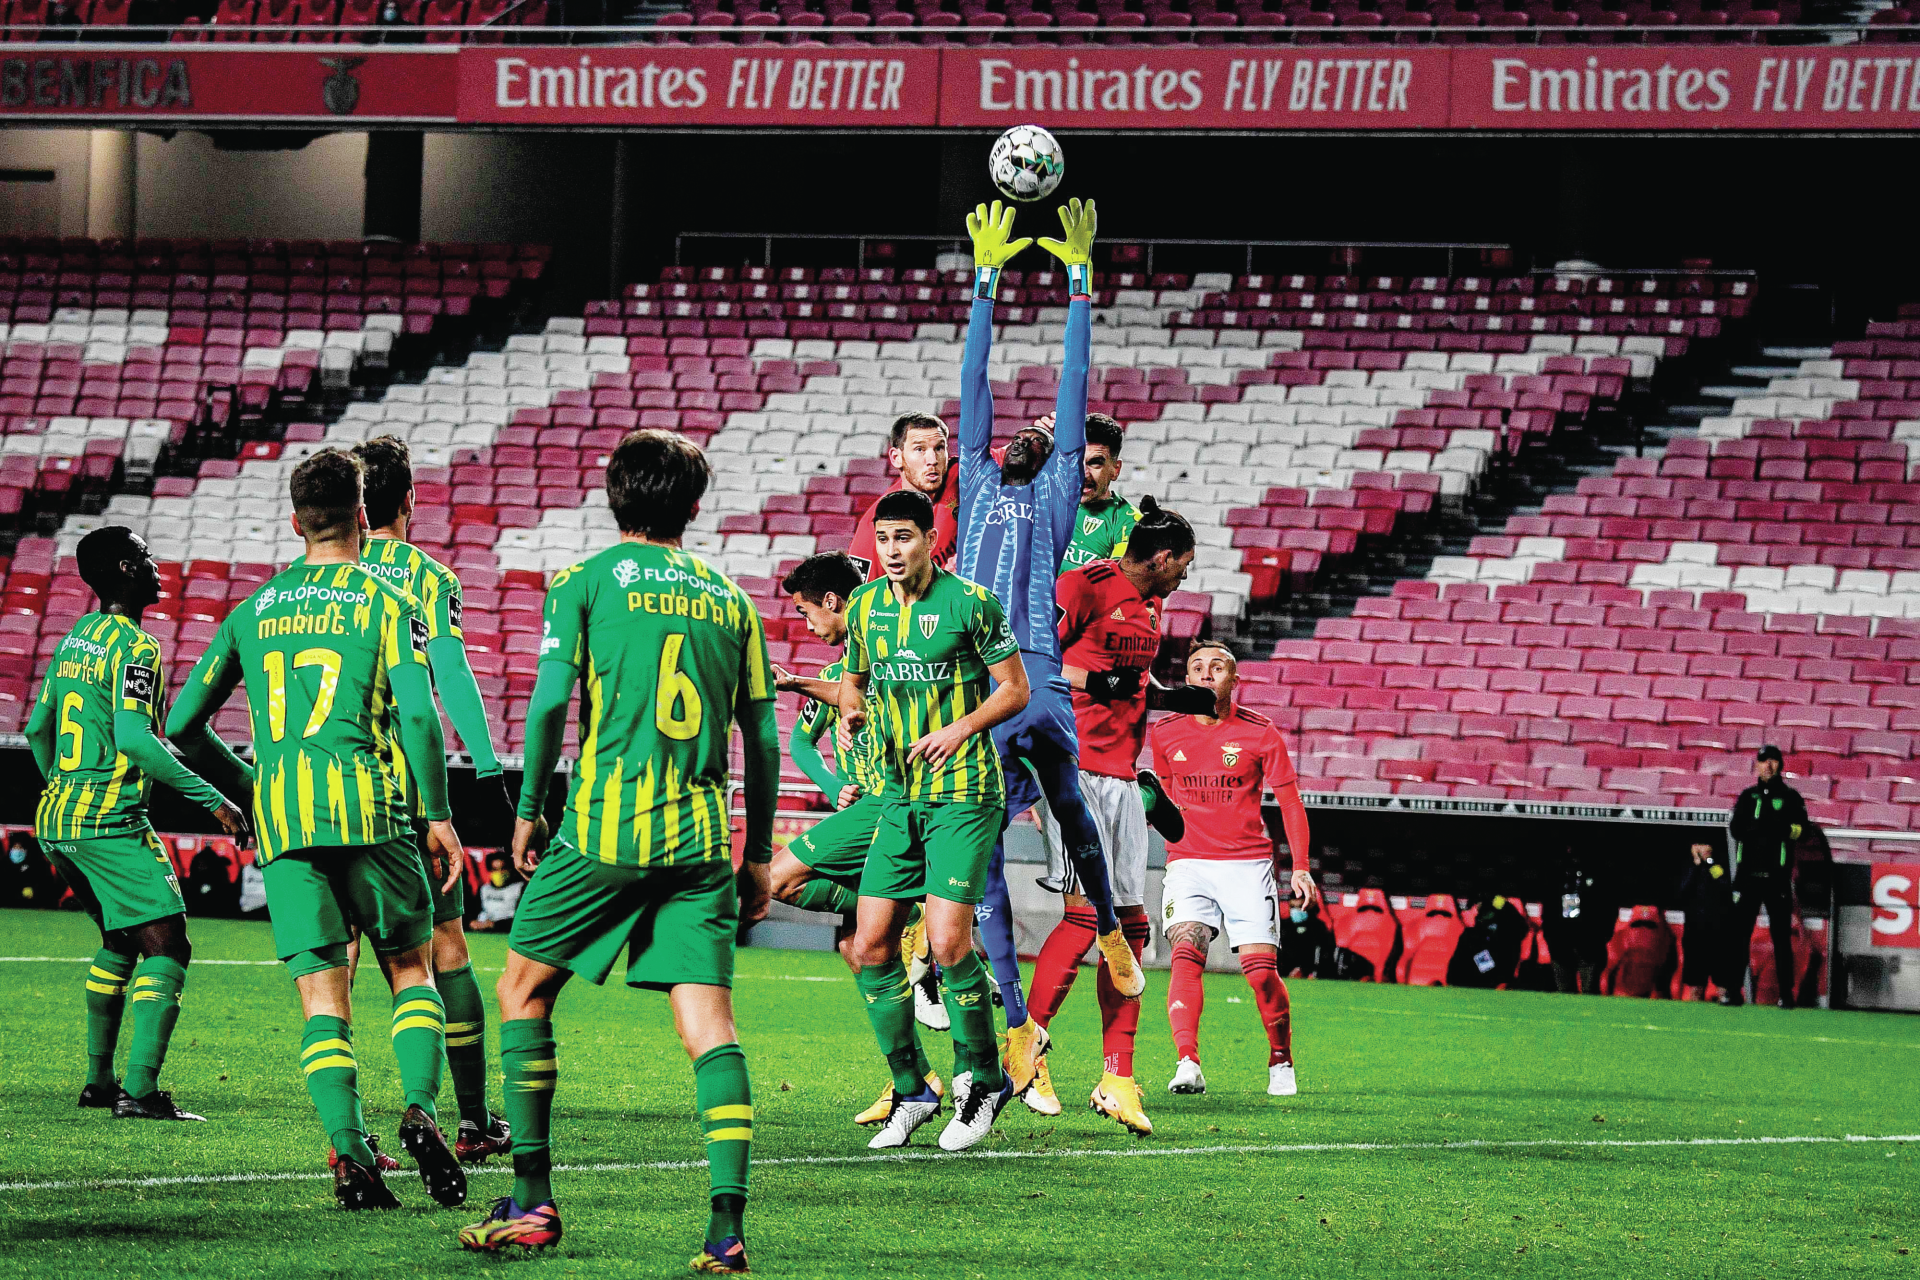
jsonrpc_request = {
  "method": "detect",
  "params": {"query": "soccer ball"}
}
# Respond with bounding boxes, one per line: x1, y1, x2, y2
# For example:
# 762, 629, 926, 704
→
989, 125, 1065, 203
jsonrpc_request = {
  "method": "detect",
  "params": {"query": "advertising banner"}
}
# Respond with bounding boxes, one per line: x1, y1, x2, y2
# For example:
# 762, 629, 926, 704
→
456, 45, 941, 126
8, 43, 1920, 130
0, 46, 455, 121
937, 46, 1451, 129
1869, 862, 1920, 949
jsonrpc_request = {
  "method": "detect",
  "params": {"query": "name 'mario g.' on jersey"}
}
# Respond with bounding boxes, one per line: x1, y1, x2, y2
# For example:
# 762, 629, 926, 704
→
34, 613, 170, 840
541, 542, 773, 867
842, 569, 1018, 805
289, 534, 467, 820
187, 562, 432, 862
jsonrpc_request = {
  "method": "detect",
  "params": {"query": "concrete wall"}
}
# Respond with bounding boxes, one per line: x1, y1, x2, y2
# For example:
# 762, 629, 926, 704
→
0, 128, 92, 236
132, 130, 368, 241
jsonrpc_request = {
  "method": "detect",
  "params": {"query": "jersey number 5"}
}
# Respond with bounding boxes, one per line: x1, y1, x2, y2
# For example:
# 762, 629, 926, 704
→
655, 634, 704, 741
262, 648, 342, 741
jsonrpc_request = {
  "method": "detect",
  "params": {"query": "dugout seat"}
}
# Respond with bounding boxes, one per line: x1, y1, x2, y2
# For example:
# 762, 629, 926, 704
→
1398, 893, 1464, 985
1601, 904, 1673, 998
1336, 887, 1403, 983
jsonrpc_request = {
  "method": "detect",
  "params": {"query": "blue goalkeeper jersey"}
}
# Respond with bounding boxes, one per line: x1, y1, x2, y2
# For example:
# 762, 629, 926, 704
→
957, 291, 1091, 667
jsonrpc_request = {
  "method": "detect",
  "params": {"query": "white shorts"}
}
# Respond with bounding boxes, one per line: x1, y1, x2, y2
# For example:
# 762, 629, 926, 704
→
1037, 771, 1148, 909
1161, 857, 1281, 949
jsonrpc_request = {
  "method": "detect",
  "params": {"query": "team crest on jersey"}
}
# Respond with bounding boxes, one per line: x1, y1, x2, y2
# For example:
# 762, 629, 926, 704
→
612, 558, 643, 588
1222, 742, 1242, 767
254, 588, 276, 614
918, 614, 938, 639
1082, 515, 1100, 536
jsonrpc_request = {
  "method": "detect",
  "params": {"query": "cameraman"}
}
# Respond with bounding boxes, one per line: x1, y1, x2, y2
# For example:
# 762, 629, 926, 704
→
1726, 745, 1806, 1008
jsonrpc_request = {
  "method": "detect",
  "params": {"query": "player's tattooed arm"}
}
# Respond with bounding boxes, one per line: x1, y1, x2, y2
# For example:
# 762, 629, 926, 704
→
772, 665, 844, 705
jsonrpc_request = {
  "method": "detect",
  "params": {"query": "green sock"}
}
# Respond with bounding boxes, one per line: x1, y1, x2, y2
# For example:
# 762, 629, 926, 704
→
939, 951, 1003, 1091
84, 949, 134, 1089
301, 1014, 374, 1167
500, 1018, 557, 1207
438, 964, 491, 1130
791, 879, 855, 916
856, 958, 925, 1096
913, 1039, 933, 1083
693, 1042, 752, 1241
389, 984, 446, 1123
123, 956, 186, 1098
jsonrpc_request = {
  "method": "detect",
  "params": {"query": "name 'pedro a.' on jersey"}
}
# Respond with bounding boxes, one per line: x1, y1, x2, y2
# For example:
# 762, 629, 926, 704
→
190, 562, 433, 863
842, 569, 1018, 805
35, 613, 170, 841
541, 543, 773, 869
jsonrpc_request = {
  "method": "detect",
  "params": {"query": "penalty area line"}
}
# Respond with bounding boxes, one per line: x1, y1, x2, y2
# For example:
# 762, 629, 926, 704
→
5, 1133, 1917, 1194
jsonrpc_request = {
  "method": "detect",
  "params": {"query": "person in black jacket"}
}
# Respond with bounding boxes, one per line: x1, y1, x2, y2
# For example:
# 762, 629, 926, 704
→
1277, 888, 1336, 979
1725, 745, 1807, 1008
1676, 839, 1735, 1001
1540, 844, 1619, 994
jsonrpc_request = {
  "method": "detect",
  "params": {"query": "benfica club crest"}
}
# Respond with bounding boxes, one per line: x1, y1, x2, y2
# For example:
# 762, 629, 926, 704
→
1221, 742, 1242, 767
918, 614, 938, 639
320, 57, 367, 116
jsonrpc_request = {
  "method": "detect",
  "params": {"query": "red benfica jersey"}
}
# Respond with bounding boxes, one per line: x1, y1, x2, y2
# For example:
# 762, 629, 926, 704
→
1149, 706, 1300, 861
1058, 559, 1161, 779
846, 465, 960, 582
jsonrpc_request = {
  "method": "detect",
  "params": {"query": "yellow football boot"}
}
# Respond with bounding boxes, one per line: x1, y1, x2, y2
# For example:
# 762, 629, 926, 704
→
1090, 1072, 1153, 1136
901, 913, 930, 979
1097, 928, 1146, 999
854, 1071, 942, 1126
1000, 1018, 1050, 1097
1022, 1049, 1062, 1117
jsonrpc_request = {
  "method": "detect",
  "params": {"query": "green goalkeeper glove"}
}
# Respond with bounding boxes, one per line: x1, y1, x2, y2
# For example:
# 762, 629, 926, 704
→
1038, 197, 1097, 268
967, 200, 1033, 270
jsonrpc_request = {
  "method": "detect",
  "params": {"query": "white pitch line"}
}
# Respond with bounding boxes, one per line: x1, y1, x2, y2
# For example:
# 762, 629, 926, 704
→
1, 1133, 1914, 1195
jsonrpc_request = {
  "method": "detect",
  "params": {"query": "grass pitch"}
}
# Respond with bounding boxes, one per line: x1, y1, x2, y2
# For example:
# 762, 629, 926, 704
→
0, 908, 1916, 1278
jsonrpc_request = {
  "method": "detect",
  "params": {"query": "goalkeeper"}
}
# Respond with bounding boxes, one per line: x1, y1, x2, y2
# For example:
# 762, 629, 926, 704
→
956, 198, 1147, 1107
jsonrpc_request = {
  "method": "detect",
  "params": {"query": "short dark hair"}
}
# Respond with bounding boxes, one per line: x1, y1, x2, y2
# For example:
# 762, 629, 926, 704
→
353, 435, 413, 529
873, 488, 935, 532
289, 448, 364, 542
1124, 495, 1195, 563
77, 526, 146, 598
607, 429, 711, 539
1085, 413, 1125, 456
782, 552, 865, 604
889, 412, 947, 451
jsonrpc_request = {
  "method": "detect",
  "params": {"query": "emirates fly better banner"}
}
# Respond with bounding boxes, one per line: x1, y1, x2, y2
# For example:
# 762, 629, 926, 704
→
8, 44, 1920, 128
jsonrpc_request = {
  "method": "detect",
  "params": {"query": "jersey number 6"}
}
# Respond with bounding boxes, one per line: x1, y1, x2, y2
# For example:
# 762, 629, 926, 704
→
655, 634, 704, 741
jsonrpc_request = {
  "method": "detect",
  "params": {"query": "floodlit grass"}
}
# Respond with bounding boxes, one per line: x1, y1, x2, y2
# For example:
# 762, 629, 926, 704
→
1, 907, 1915, 1277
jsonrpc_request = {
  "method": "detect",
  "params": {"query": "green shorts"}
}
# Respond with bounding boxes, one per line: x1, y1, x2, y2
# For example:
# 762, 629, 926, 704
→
261, 837, 433, 970
788, 795, 883, 893
508, 845, 738, 991
412, 820, 466, 927
859, 800, 1001, 905
40, 828, 184, 933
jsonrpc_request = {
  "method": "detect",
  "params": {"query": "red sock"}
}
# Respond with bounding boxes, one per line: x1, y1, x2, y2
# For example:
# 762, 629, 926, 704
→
1167, 941, 1207, 1064
1239, 950, 1292, 1067
1097, 914, 1152, 1077
1029, 906, 1097, 1028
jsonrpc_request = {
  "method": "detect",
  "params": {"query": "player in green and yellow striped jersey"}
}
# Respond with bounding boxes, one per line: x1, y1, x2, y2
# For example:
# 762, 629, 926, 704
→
459, 430, 778, 1271
27, 526, 252, 1123
765, 551, 949, 1128
1059, 414, 1141, 574
168, 449, 470, 1213
835, 488, 1031, 1155
350, 436, 512, 1165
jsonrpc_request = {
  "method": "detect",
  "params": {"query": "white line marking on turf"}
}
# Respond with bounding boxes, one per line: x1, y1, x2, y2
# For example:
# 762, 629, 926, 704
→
2, 1133, 1914, 1194
0, 958, 844, 978
1343, 1004, 1920, 1051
